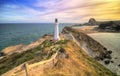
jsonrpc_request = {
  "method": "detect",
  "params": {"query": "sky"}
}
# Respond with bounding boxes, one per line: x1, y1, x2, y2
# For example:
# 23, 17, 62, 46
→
0, 0, 120, 23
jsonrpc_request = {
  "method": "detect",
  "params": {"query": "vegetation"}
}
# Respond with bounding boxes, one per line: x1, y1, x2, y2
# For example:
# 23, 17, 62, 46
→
0, 38, 117, 76
41, 40, 117, 76
99, 21, 120, 31
56, 40, 69, 44
0, 39, 68, 75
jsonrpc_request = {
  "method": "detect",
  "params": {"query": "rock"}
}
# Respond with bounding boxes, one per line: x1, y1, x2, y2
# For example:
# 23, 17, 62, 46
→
104, 60, 110, 65
88, 18, 97, 25
99, 55, 104, 60
115, 57, 118, 59
57, 48, 69, 59
110, 61, 114, 63
118, 64, 120, 67
59, 48, 66, 53
95, 56, 101, 61
104, 53, 112, 59
100, 57, 104, 60
103, 47, 107, 50
0, 52, 5, 56
107, 50, 112, 54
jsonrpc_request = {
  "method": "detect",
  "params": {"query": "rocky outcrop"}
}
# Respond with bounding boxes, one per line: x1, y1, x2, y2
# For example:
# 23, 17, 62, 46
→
88, 18, 97, 25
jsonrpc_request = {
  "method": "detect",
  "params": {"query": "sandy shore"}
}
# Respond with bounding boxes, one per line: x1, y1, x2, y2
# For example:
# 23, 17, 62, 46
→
88, 33, 120, 75
1, 35, 53, 56
72, 26, 120, 75
72, 26, 99, 34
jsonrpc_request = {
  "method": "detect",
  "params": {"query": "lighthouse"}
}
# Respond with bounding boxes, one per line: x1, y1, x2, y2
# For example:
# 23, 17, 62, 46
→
54, 18, 60, 40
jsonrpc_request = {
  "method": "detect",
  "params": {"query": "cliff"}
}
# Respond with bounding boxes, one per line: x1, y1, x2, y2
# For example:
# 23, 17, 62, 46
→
1, 38, 116, 76
0, 29, 117, 76
0, 34, 116, 76
62, 26, 120, 75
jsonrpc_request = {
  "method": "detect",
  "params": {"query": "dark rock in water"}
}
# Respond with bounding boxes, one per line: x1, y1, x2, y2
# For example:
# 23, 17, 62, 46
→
110, 61, 114, 63
104, 60, 110, 65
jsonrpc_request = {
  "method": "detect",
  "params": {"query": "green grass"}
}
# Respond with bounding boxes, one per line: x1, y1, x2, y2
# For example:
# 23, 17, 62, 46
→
0, 39, 69, 75
56, 40, 69, 44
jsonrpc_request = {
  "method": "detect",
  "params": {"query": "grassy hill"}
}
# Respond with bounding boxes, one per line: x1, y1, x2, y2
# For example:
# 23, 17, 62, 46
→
0, 37, 117, 76
40, 40, 117, 76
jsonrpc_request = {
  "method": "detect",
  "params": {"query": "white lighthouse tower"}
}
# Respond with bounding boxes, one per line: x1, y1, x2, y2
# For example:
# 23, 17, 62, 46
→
54, 18, 60, 40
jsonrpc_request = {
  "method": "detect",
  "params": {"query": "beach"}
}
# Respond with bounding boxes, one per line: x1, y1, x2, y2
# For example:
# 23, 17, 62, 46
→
72, 25, 120, 75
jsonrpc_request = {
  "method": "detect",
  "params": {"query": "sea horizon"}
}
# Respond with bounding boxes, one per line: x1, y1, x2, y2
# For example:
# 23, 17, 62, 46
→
0, 23, 76, 51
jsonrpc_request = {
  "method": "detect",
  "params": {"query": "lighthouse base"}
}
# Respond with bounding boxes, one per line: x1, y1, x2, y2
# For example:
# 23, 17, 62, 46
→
54, 23, 60, 40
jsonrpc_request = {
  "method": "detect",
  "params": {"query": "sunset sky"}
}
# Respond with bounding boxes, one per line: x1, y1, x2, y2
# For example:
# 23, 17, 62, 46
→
0, 0, 120, 23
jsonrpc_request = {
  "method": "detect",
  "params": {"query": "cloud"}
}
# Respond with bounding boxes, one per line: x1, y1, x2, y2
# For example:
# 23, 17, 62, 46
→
0, 0, 120, 23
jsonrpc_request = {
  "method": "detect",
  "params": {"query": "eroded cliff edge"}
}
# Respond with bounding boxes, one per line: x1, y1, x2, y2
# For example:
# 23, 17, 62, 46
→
62, 26, 120, 75
62, 26, 111, 59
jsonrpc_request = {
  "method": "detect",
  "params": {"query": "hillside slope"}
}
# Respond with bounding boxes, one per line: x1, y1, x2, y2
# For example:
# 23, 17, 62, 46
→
1, 38, 117, 76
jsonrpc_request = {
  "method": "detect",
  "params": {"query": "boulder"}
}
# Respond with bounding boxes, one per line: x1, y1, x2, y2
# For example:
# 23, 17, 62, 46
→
110, 61, 114, 63
107, 50, 112, 54
104, 54, 112, 59
118, 64, 120, 67
104, 60, 110, 65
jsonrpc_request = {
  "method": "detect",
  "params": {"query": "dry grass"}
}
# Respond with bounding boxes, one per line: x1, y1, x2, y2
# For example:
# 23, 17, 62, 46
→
1, 40, 117, 76
40, 41, 117, 76
1, 44, 25, 55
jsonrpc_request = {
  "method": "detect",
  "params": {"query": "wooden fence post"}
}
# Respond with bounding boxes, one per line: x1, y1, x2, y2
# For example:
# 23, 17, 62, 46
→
23, 63, 29, 76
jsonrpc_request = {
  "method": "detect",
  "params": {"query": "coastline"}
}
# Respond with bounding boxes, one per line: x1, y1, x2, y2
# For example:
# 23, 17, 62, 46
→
0, 25, 119, 75
0, 35, 53, 56
1, 31, 116, 76
67, 25, 120, 75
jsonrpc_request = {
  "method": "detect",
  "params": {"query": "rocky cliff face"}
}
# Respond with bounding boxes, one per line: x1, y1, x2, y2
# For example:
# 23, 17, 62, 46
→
62, 26, 112, 61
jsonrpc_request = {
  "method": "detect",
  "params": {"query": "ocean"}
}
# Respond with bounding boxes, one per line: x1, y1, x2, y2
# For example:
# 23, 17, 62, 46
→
0, 23, 74, 51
